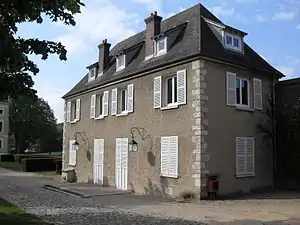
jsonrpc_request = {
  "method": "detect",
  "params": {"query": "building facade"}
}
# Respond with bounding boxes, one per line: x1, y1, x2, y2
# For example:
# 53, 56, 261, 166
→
62, 4, 283, 198
0, 95, 9, 154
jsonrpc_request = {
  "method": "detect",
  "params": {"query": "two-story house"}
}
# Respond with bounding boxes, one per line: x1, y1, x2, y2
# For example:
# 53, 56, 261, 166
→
62, 4, 283, 198
0, 95, 9, 154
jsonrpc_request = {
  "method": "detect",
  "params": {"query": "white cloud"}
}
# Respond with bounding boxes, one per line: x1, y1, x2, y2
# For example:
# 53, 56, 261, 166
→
255, 14, 267, 22
132, 0, 162, 12
297, 24, 300, 29
273, 11, 297, 21
277, 66, 296, 77
210, 6, 235, 17
55, 34, 91, 56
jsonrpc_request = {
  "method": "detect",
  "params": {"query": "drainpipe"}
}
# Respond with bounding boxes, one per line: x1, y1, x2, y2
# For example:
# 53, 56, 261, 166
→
272, 76, 277, 188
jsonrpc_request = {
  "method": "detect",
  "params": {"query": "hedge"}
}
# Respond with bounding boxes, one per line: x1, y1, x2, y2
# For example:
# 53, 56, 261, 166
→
0, 154, 15, 162
22, 158, 62, 172
15, 154, 61, 164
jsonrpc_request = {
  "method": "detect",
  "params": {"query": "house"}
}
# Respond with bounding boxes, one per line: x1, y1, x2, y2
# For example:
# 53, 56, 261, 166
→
0, 95, 9, 154
62, 4, 284, 198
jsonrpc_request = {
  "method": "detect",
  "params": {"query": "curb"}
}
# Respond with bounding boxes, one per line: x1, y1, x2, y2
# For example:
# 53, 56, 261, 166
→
43, 185, 91, 198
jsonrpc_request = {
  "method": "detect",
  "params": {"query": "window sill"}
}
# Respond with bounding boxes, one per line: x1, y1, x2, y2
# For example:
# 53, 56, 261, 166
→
69, 119, 79, 124
235, 106, 254, 112
155, 51, 167, 57
95, 115, 105, 120
116, 111, 129, 117
236, 173, 256, 178
116, 66, 125, 73
160, 174, 179, 179
68, 164, 76, 167
161, 104, 179, 111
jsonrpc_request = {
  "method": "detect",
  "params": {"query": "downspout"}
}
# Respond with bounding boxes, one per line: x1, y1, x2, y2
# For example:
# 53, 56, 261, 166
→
272, 76, 277, 188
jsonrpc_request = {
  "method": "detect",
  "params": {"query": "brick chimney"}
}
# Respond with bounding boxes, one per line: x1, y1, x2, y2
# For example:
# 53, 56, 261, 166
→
144, 11, 162, 58
98, 39, 111, 74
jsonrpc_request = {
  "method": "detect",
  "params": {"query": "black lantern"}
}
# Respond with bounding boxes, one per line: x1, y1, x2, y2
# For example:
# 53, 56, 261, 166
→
73, 140, 80, 151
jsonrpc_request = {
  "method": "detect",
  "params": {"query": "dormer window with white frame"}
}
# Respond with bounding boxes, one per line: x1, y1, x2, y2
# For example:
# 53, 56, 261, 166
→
88, 67, 97, 82
116, 54, 126, 72
156, 37, 167, 56
224, 32, 243, 52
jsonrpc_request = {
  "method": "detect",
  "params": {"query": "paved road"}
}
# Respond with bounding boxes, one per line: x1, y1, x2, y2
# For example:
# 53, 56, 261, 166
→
0, 168, 300, 225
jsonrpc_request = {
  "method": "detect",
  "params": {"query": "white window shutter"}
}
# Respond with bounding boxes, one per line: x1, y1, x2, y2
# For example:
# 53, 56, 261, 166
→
226, 72, 236, 106
67, 101, 71, 122
153, 76, 161, 108
127, 84, 134, 113
253, 78, 262, 110
90, 94, 96, 118
64, 102, 67, 122
93, 67, 97, 77
111, 88, 118, 115
245, 138, 255, 175
76, 98, 81, 121
121, 138, 128, 169
103, 91, 109, 116
177, 70, 187, 105
69, 140, 76, 166
99, 139, 104, 166
236, 137, 246, 177
160, 137, 169, 177
169, 136, 179, 178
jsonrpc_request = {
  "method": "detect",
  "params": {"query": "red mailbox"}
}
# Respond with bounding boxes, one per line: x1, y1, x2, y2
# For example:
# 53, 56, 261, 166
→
206, 175, 219, 200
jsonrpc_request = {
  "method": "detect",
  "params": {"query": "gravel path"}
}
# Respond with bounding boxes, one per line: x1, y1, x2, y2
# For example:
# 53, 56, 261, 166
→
0, 168, 205, 225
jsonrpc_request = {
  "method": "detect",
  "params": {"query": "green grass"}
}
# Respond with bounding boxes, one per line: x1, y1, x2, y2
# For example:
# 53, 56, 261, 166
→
0, 198, 52, 225
0, 162, 22, 171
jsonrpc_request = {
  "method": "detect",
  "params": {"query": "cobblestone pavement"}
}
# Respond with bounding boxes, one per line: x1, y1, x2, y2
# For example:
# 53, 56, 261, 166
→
1, 168, 300, 225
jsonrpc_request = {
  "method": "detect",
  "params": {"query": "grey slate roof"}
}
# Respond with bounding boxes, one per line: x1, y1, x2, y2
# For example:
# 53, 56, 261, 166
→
63, 3, 284, 99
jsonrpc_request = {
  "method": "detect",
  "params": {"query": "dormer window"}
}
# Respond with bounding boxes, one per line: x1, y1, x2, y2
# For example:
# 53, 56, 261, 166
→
224, 33, 243, 52
88, 67, 96, 81
116, 54, 126, 72
156, 37, 167, 56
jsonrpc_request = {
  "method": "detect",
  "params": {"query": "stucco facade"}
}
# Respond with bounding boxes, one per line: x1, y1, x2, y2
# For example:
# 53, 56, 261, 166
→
0, 101, 9, 154
63, 58, 276, 197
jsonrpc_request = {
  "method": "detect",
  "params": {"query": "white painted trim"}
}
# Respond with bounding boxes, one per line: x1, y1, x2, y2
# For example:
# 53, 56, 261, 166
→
203, 17, 226, 29
145, 54, 154, 61
236, 76, 250, 108
155, 37, 167, 56
116, 54, 126, 72
224, 32, 243, 52
161, 104, 178, 111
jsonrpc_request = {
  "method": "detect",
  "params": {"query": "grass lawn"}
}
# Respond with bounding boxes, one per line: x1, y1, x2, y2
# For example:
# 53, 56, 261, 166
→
0, 198, 52, 225
0, 162, 22, 171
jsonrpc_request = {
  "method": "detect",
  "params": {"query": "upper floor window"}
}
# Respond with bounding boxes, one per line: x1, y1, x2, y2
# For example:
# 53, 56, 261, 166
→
111, 84, 134, 116
0, 108, 4, 115
66, 99, 81, 123
236, 77, 249, 107
90, 91, 109, 119
156, 37, 167, 56
88, 67, 96, 81
0, 138, 3, 149
119, 88, 128, 113
116, 55, 126, 72
224, 33, 242, 52
166, 76, 177, 106
0, 119, 3, 132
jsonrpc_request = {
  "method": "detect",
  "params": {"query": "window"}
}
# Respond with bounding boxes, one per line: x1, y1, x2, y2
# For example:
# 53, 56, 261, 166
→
89, 67, 96, 81
120, 89, 127, 112
161, 136, 178, 178
66, 99, 81, 122
236, 77, 249, 107
236, 137, 255, 177
0, 95, 8, 102
116, 55, 126, 72
166, 76, 177, 105
153, 70, 187, 109
156, 37, 167, 56
91, 91, 109, 119
0, 120, 3, 132
224, 33, 242, 52
96, 94, 103, 118
69, 140, 77, 166
0, 108, 3, 115
0, 138, 3, 149
111, 84, 134, 116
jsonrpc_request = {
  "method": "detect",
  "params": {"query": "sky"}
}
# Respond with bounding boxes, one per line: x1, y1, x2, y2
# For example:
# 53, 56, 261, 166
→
16, 0, 300, 122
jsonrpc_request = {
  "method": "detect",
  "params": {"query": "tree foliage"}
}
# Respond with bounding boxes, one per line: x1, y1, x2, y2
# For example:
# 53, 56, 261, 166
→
9, 95, 58, 153
0, 0, 84, 99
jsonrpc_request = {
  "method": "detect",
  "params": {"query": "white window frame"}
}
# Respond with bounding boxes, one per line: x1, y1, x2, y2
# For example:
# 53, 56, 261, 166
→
156, 37, 167, 56
0, 138, 3, 150
236, 137, 255, 177
236, 77, 250, 108
120, 88, 128, 113
95, 93, 104, 119
0, 119, 3, 132
165, 75, 177, 107
68, 140, 77, 166
89, 67, 96, 81
160, 136, 179, 178
0, 108, 4, 115
224, 32, 242, 52
116, 54, 126, 72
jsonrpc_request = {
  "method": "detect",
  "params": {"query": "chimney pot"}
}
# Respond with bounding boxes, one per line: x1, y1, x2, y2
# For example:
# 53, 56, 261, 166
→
154, 11, 157, 15
98, 40, 111, 74
151, 12, 153, 16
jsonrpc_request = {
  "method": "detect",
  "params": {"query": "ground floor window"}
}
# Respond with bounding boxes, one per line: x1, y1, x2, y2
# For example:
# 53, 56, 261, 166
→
236, 137, 255, 177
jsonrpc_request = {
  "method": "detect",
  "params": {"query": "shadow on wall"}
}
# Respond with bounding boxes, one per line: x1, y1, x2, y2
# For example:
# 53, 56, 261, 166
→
143, 177, 169, 197
86, 150, 91, 162
147, 151, 155, 167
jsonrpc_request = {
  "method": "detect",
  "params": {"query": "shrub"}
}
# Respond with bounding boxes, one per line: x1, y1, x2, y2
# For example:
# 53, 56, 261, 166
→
15, 154, 61, 164
21, 158, 58, 172
0, 154, 15, 162
179, 190, 196, 200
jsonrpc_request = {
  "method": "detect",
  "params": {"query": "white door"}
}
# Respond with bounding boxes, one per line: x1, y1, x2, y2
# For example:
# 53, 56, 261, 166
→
115, 138, 128, 190
93, 139, 104, 185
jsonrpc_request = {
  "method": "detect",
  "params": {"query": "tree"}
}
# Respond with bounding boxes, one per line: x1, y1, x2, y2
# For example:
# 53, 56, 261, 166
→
9, 95, 58, 153
0, 0, 85, 99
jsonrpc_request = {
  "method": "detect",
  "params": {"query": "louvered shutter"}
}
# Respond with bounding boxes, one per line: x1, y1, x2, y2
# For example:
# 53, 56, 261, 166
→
66, 101, 71, 122
64, 102, 67, 122
153, 76, 161, 108
253, 78, 262, 110
103, 91, 109, 116
111, 88, 118, 115
177, 70, 187, 105
127, 84, 134, 113
69, 140, 76, 166
245, 138, 254, 175
76, 98, 81, 121
90, 95, 96, 118
160, 137, 169, 176
115, 138, 122, 189
226, 72, 236, 106
169, 136, 179, 178
236, 137, 246, 176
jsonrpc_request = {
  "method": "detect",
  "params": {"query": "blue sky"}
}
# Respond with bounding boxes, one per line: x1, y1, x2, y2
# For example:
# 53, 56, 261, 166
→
17, 0, 300, 122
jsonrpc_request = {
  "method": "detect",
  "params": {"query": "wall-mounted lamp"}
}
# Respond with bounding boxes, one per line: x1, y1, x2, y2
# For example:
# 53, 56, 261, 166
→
128, 127, 151, 152
73, 132, 88, 151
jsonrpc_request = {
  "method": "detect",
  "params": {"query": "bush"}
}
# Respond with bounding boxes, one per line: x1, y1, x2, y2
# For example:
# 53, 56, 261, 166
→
179, 190, 196, 200
21, 158, 59, 172
0, 154, 15, 162
15, 154, 61, 164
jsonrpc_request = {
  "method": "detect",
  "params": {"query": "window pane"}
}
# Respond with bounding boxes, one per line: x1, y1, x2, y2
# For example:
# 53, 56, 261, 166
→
174, 77, 177, 103
241, 80, 248, 105
226, 36, 232, 45
236, 79, 240, 104
121, 90, 126, 111
158, 40, 165, 51
167, 78, 173, 104
233, 38, 239, 48
0, 140, 2, 149
0, 122, 2, 132
0, 109, 3, 114
96, 95, 103, 117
